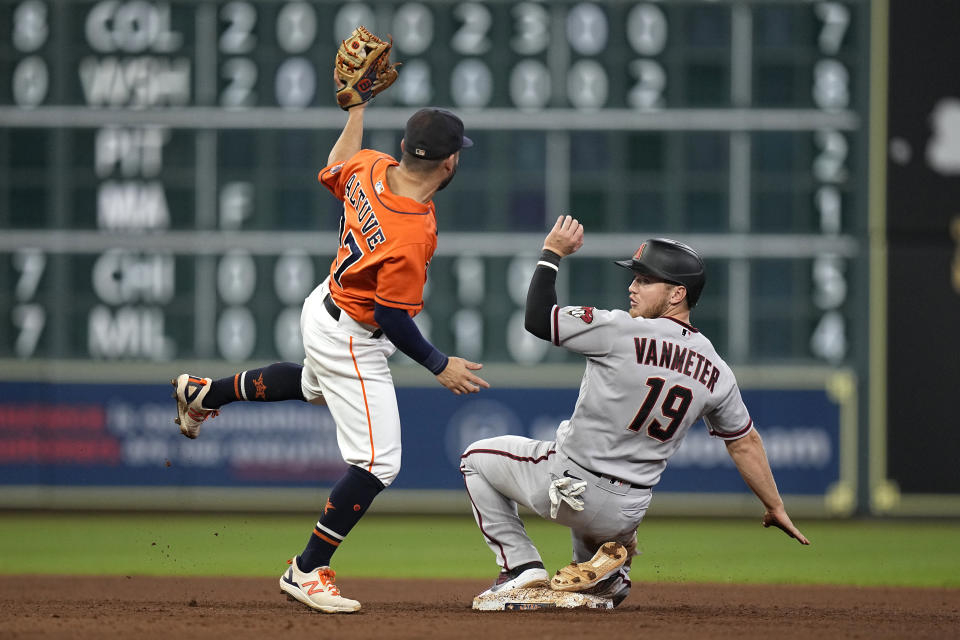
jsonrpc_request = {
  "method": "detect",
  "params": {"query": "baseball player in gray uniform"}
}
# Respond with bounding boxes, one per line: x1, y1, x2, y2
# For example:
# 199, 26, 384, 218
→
461, 215, 810, 606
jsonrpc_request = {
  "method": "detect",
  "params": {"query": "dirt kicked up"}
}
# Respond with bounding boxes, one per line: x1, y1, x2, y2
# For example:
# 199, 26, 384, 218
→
2, 575, 959, 639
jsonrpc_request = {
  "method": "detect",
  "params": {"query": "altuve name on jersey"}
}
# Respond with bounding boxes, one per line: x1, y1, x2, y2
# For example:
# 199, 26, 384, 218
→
634, 337, 721, 393
344, 173, 387, 251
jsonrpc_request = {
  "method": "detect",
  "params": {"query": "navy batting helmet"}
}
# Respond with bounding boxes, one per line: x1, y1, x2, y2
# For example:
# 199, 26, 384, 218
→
615, 238, 706, 308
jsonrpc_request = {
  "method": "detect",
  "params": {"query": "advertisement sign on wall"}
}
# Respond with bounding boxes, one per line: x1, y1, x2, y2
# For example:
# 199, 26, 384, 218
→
0, 381, 848, 503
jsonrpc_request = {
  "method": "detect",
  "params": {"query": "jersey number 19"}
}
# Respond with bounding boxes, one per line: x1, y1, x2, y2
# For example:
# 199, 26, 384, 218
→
628, 377, 693, 442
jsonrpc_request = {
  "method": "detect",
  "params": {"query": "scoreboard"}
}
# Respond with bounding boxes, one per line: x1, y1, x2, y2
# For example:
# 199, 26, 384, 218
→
0, 0, 870, 368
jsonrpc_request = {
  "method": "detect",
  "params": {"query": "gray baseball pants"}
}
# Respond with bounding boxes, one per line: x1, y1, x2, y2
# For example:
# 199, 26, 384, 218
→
460, 435, 651, 585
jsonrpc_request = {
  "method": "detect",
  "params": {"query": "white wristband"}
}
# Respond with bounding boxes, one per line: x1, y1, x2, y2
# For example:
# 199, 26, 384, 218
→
536, 260, 559, 272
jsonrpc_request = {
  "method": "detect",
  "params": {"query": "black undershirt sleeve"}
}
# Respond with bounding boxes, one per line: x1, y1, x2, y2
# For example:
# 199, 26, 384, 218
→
374, 303, 448, 374
524, 249, 562, 341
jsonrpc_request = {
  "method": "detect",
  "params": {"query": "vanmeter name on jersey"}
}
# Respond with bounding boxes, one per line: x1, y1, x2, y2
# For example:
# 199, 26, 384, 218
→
634, 337, 720, 392
344, 173, 386, 251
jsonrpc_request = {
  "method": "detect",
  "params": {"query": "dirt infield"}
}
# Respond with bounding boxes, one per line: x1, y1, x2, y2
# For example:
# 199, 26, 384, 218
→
2, 576, 959, 639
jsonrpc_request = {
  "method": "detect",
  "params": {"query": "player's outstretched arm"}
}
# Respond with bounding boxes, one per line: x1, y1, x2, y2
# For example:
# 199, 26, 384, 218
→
327, 71, 367, 166
725, 429, 811, 545
435, 357, 490, 395
373, 303, 489, 395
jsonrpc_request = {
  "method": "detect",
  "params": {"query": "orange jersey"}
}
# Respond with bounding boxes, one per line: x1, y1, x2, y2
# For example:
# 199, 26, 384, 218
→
318, 149, 438, 326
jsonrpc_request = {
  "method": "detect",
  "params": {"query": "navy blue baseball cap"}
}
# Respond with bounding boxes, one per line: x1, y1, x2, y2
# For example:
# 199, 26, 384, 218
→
403, 108, 473, 160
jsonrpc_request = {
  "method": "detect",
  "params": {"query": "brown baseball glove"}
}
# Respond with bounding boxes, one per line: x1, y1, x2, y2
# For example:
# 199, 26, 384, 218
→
334, 26, 400, 110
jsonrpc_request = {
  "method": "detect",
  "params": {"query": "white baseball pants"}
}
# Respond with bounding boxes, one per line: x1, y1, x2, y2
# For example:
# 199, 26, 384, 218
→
300, 277, 402, 486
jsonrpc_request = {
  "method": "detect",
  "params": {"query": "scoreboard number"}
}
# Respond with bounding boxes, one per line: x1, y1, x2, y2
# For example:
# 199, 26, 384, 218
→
0, 0, 867, 367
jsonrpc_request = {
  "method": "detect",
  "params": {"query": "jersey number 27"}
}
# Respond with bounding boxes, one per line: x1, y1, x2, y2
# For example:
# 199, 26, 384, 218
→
333, 215, 363, 287
628, 377, 693, 442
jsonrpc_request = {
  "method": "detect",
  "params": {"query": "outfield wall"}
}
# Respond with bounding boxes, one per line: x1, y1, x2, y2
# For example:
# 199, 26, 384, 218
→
0, 363, 856, 517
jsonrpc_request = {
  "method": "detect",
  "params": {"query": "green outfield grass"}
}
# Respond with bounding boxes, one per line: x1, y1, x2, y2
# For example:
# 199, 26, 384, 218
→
0, 513, 958, 587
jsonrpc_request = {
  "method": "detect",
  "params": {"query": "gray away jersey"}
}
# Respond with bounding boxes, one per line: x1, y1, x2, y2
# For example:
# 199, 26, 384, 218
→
549, 305, 753, 488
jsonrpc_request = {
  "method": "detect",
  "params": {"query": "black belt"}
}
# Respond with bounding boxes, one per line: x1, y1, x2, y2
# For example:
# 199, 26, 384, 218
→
568, 455, 651, 490
323, 293, 383, 339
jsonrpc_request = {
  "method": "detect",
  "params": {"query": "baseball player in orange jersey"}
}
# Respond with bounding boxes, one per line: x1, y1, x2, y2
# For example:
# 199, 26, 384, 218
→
172, 103, 489, 613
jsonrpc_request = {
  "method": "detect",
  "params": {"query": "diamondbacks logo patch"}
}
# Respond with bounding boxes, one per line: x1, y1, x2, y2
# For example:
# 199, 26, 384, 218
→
567, 307, 594, 324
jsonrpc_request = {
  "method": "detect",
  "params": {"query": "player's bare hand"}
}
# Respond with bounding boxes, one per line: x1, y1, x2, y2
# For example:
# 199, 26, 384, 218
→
436, 357, 490, 395
762, 508, 810, 545
543, 215, 584, 257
